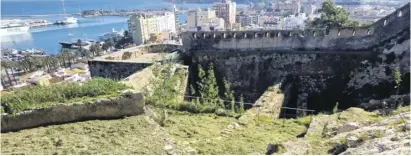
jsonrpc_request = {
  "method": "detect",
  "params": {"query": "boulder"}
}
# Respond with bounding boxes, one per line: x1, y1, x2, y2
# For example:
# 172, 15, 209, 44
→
163, 144, 173, 151
185, 147, 197, 155
266, 143, 282, 155
338, 122, 360, 134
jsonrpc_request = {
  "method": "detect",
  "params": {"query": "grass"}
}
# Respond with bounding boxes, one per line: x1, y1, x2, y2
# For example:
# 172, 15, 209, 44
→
162, 110, 308, 154
1, 108, 308, 155
1, 103, 408, 154
337, 107, 384, 123
1, 78, 129, 114
64, 68, 86, 74
0, 115, 169, 155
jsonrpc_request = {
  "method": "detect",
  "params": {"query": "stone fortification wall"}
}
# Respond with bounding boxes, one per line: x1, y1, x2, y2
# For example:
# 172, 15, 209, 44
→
88, 60, 152, 80
191, 27, 409, 112
95, 44, 181, 61
1, 91, 145, 133
192, 51, 371, 102
89, 44, 182, 80
120, 63, 189, 103
181, 3, 409, 52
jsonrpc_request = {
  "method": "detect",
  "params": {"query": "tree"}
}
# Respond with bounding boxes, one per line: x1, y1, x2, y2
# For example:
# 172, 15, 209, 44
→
239, 94, 245, 114
204, 63, 219, 106
89, 43, 102, 56
308, 0, 359, 28
333, 102, 339, 114
1, 60, 14, 86
394, 66, 402, 95
224, 78, 235, 110
103, 38, 115, 51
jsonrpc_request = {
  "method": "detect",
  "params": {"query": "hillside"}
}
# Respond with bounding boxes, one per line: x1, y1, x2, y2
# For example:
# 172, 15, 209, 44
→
1, 105, 409, 155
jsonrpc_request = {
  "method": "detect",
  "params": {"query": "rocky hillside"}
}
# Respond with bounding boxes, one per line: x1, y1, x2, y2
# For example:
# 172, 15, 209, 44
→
1, 104, 409, 155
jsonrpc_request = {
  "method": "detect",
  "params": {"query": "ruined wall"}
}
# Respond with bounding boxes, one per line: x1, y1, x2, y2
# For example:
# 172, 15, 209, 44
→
88, 60, 152, 80
121, 63, 189, 103
89, 44, 182, 80
181, 4, 409, 52
95, 44, 182, 61
1, 91, 144, 133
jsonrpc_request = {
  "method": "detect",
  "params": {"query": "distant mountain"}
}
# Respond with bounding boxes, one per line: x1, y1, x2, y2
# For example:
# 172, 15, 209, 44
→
165, 0, 251, 4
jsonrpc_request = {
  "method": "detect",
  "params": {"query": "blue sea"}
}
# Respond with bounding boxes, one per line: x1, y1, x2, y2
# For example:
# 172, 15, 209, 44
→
1, 0, 246, 54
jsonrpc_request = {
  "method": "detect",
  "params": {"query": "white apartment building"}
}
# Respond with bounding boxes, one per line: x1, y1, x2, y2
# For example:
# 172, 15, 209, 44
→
236, 14, 261, 27
186, 8, 225, 31
128, 12, 176, 45
213, 0, 236, 30
281, 13, 308, 30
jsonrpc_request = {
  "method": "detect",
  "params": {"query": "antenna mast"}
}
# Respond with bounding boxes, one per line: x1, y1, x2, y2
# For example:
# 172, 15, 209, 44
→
62, 0, 67, 17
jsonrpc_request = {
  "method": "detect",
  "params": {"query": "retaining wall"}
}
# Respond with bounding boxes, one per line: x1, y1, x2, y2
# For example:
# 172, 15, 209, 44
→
88, 60, 152, 80
1, 91, 145, 133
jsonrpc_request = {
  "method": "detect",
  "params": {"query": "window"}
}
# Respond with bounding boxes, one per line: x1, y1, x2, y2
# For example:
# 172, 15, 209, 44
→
352, 29, 356, 36
383, 19, 387, 26
398, 10, 403, 17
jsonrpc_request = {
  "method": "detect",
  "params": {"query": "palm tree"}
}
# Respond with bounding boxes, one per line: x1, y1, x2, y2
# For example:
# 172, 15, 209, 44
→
1, 60, 14, 86
1, 72, 7, 89
9, 61, 18, 85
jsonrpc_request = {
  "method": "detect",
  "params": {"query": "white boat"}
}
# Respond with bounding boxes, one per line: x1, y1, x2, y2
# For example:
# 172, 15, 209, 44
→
0, 24, 29, 36
63, 17, 78, 24
55, 0, 78, 25
99, 28, 124, 41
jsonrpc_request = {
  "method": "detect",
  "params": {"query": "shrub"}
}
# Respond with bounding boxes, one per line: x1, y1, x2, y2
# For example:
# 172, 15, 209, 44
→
1, 78, 128, 114
215, 108, 228, 116
179, 102, 200, 113
333, 102, 339, 114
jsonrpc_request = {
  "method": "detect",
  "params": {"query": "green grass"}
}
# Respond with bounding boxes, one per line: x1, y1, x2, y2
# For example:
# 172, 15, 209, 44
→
162, 110, 308, 154
1, 108, 309, 155
1, 78, 129, 114
0, 115, 169, 155
1, 104, 408, 155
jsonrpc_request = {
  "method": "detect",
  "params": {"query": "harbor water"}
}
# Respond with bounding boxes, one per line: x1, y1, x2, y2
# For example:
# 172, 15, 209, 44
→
1, 0, 245, 54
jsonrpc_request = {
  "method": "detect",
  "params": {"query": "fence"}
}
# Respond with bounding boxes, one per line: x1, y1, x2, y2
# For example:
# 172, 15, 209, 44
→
183, 95, 315, 117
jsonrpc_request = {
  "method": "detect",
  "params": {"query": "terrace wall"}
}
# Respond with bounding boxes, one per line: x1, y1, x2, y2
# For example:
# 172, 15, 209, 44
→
1, 91, 144, 133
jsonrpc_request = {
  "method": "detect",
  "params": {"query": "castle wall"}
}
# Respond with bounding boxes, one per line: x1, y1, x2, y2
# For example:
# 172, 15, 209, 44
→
181, 3, 409, 53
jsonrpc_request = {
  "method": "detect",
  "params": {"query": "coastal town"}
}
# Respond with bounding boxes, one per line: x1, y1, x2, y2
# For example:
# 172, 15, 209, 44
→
1, 0, 407, 90
1, 0, 411, 155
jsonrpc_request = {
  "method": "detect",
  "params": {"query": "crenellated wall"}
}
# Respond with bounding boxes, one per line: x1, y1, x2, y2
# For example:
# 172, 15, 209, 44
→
185, 3, 410, 114
181, 3, 409, 53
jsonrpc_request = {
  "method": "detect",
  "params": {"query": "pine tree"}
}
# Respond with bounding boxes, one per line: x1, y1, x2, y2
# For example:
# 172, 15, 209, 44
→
394, 66, 402, 95
231, 95, 235, 113
205, 63, 219, 106
239, 94, 245, 114
218, 99, 225, 109
197, 64, 207, 99
333, 102, 339, 114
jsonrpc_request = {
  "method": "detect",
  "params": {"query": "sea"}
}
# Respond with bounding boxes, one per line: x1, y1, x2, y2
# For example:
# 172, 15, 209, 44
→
1, 0, 246, 54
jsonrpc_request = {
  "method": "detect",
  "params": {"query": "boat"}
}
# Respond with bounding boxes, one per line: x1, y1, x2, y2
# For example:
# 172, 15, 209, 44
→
0, 24, 29, 36
55, 0, 78, 25
99, 28, 125, 41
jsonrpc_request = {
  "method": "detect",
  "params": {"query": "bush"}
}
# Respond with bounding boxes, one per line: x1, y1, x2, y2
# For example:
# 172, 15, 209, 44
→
179, 102, 200, 113
215, 108, 228, 116
1, 78, 128, 114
